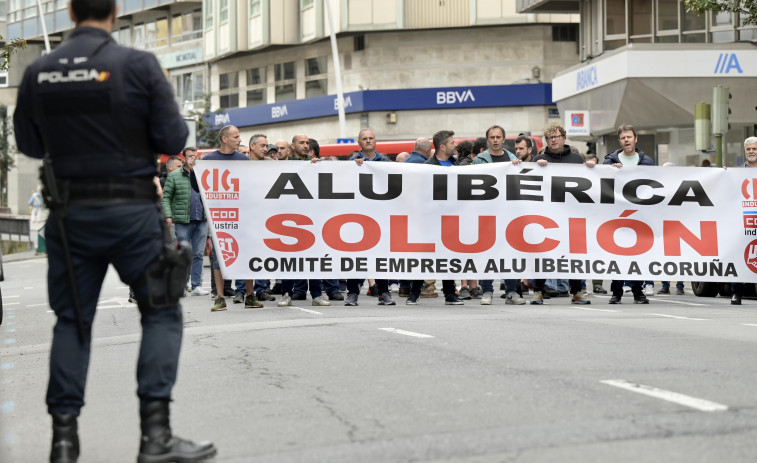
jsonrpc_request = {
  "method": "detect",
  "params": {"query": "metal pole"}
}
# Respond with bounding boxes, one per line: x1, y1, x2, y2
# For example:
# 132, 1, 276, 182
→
715, 133, 723, 168
35, 0, 51, 53
324, 0, 346, 139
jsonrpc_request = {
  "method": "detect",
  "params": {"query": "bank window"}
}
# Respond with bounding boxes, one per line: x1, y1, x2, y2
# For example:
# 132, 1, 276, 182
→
275, 61, 296, 102
630, 0, 652, 36
682, 6, 705, 32
172, 9, 202, 43
246, 66, 267, 106
219, 71, 239, 109
738, 16, 757, 41
605, 0, 626, 35
656, 0, 678, 32
305, 56, 328, 98
250, 0, 261, 16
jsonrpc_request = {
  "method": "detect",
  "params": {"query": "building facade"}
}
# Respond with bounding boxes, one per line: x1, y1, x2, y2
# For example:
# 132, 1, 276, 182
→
518, 0, 757, 166
3, 0, 578, 213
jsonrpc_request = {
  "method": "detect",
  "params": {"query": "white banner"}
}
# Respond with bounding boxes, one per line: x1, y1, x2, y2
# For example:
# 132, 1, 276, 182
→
196, 160, 757, 282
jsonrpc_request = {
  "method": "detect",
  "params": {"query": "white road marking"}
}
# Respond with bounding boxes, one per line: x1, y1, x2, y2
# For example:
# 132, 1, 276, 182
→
647, 313, 707, 321
574, 307, 620, 313
600, 379, 728, 412
23, 287, 34, 290
741, 323, 757, 327
2, 295, 19, 299
27, 303, 49, 307
3, 302, 19, 306
379, 328, 434, 339
656, 299, 708, 307
289, 307, 323, 315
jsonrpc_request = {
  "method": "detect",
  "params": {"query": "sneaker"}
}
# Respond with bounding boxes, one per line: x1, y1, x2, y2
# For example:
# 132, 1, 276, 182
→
609, 295, 621, 304
658, 288, 671, 294
312, 295, 331, 306
530, 291, 543, 305
544, 286, 560, 297
233, 294, 244, 304
420, 283, 438, 298
398, 288, 410, 297
459, 287, 472, 300
292, 292, 307, 301
278, 295, 292, 307
223, 288, 235, 297
593, 284, 607, 294
676, 289, 685, 296
499, 282, 507, 291
245, 294, 263, 308
469, 286, 483, 299
634, 295, 650, 304
556, 291, 570, 297
345, 293, 359, 306
480, 291, 493, 305
128, 296, 137, 304
644, 284, 655, 296
571, 293, 591, 304
328, 292, 344, 301
622, 285, 631, 293
378, 292, 396, 306
406, 293, 420, 305
211, 297, 227, 312
389, 283, 399, 293
731, 295, 742, 305
190, 286, 209, 296
258, 291, 276, 301
504, 291, 526, 305
367, 284, 379, 297
445, 293, 464, 305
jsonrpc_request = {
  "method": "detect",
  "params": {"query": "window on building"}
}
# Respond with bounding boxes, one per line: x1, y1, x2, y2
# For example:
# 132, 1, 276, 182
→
204, 0, 213, 27
305, 56, 328, 98
143, 18, 169, 49
133, 23, 145, 49
656, 0, 678, 33
246, 67, 267, 106
172, 9, 202, 43
275, 61, 296, 102
172, 69, 205, 111
301, 0, 314, 8
605, 0, 626, 35
250, 0, 261, 16
219, 71, 239, 109
220, 0, 229, 23
630, 0, 652, 36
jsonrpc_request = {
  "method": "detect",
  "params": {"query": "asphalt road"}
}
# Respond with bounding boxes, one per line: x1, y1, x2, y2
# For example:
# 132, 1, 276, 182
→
2, 257, 757, 462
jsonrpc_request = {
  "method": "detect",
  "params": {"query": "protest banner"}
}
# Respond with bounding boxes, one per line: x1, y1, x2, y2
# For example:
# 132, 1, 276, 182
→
196, 160, 757, 282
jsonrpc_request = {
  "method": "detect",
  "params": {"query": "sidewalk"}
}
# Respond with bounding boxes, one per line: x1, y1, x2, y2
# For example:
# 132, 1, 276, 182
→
3, 250, 44, 262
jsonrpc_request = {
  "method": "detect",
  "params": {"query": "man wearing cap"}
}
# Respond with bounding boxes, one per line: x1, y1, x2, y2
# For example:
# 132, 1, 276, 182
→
265, 144, 279, 160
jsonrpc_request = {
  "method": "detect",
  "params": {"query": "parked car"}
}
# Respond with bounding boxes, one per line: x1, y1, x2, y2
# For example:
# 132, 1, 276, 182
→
691, 281, 756, 298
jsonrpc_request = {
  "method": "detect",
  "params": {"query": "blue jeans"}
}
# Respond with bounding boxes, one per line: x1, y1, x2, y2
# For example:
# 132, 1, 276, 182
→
174, 220, 207, 289
480, 279, 518, 293
321, 279, 341, 296
282, 279, 322, 298
661, 281, 684, 291
546, 279, 569, 291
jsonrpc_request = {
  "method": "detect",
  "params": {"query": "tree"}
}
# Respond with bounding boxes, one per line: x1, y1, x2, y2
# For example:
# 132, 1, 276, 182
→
684, 0, 757, 25
0, 37, 25, 207
188, 94, 226, 149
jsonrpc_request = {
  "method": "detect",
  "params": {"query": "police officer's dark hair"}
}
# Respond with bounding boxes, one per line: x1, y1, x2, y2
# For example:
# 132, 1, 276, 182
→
472, 137, 487, 154
249, 134, 266, 146
71, 0, 116, 21
515, 135, 533, 149
182, 147, 197, 157
485, 125, 506, 139
617, 124, 636, 138
308, 138, 320, 158
432, 130, 455, 150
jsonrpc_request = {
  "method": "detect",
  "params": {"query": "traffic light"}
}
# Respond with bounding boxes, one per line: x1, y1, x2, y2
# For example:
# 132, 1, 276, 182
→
712, 85, 731, 135
695, 102, 711, 151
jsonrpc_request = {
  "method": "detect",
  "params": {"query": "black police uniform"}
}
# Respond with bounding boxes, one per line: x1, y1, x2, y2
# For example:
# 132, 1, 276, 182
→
14, 26, 214, 462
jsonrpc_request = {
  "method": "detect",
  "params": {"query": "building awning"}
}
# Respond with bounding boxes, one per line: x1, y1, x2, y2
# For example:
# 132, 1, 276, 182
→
552, 44, 757, 137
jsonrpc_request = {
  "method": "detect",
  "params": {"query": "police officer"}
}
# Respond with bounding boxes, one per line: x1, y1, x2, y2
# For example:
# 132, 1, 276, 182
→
13, 1, 215, 462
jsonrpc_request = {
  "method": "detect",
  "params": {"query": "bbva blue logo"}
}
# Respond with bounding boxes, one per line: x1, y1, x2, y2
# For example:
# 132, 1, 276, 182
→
714, 53, 743, 74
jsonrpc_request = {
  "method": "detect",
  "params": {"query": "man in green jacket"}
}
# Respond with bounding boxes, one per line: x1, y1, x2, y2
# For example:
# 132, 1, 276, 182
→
162, 148, 209, 296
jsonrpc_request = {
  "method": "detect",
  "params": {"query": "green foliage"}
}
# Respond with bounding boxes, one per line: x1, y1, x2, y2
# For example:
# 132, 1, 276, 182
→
0, 37, 27, 71
684, 0, 757, 24
188, 94, 225, 149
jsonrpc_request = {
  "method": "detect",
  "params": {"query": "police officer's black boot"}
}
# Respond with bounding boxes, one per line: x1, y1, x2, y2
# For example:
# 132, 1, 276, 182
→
138, 401, 216, 463
50, 413, 79, 463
